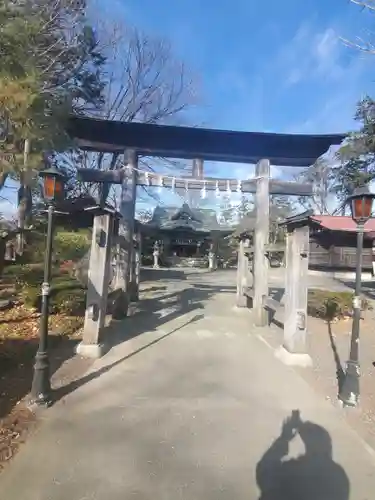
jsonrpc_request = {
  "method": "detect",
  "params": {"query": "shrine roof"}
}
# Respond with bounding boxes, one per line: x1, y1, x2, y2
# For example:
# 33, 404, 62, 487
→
144, 204, 231, 233
282, 211, 375, 233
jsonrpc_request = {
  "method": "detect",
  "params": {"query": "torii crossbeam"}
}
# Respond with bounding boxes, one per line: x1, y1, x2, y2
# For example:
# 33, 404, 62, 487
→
68, 115, 345, 167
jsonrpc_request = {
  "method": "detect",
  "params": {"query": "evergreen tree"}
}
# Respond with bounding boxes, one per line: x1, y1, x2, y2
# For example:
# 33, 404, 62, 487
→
335, 96, 375, 206
0, 0, 106, 250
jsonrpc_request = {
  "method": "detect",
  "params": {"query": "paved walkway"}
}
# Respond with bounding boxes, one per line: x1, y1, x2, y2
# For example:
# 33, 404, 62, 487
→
1, 271, 375, 499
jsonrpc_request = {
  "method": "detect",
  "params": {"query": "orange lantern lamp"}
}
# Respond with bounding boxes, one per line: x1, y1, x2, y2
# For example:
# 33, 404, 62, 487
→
39, 166, 65, 203
347, 185, 375, 225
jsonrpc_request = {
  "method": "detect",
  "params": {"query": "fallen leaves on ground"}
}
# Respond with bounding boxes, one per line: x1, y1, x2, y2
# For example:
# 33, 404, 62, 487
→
0, 405, 36, 473
0, 304, 84, 473
0, 305, 83, 340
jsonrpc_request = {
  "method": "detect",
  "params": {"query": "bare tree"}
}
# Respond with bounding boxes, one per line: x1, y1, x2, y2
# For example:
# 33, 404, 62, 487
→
295, 158, 335, 215
340, 1, 375, 54
350, 0, 375, 11
63, 20, 199, 205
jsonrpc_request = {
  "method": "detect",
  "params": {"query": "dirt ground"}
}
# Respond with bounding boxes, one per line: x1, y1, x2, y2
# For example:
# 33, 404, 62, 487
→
0, 309, 89, 472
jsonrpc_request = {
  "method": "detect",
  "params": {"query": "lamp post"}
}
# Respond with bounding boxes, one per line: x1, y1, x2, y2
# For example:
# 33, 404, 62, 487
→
30, 166, 65, 406
339, 185, 375, 407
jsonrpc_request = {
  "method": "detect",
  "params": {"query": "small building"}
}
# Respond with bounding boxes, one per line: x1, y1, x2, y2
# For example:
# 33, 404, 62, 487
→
232, 211, 375, 272
298, 214, 375, 271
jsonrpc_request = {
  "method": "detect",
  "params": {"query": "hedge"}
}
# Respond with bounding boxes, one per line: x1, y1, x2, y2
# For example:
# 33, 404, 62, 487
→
20, 276, 86, 315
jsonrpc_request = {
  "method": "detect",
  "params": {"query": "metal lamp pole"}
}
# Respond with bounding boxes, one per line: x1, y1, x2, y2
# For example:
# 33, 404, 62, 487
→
339, 185, 375, 408
30, 166, 65, 407
339, 222, 364, 407
30, 203, 54, 406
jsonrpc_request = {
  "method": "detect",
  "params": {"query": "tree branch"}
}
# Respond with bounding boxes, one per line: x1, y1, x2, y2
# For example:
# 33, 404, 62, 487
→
350, 0, 375, 12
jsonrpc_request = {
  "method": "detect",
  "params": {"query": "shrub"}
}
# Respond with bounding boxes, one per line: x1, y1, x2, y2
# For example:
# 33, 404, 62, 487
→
307, 289, 370, 321
3, 263, 74, 288
53, 230, 90, 262
4, 263, 45, 287
19, 284, 41, 309
20, 276, 86, 315
22, 228, 48, 264
52, 288, 86, 315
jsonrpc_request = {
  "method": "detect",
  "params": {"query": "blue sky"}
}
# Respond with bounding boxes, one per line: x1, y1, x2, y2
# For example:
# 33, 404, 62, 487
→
1, 0, 375, 216
111, 0, 375, 211
111, 0, 374, 135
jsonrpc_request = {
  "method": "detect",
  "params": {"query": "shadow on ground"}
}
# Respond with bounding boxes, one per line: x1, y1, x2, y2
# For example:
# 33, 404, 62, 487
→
0, 334, 82, 419
1, 270, 232, 417
53, 282, 229, 404
140, 268, 206, 283
53, 312, 204, 404
326, 322, 345, 396
266, 287, 285, 329
256, 410, 350, 499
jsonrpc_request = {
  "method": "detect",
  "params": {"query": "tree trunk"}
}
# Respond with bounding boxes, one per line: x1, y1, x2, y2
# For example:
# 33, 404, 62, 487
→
0, 239, 5, 277
16, 139, 32, 256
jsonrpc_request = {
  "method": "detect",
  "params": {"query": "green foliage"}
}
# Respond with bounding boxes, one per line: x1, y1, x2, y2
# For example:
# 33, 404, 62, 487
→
20, 275, 86, 314
335, 96, 375, 204
307, 289, 370, 321
53, 230, 91, 262
332, 157, 374, 203
3, 263, 44, 286
4, 258, 86, 315
8, 228, 91, 265
3, 261, 80, 287
0, 0, 106, 179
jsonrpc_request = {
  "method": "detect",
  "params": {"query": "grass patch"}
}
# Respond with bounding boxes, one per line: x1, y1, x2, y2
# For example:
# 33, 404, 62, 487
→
308, 289, 371, 321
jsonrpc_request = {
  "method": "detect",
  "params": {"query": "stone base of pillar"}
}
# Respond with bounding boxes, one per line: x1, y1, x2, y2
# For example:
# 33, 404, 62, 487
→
274, 345, 313, 368
76, 342, 107, 359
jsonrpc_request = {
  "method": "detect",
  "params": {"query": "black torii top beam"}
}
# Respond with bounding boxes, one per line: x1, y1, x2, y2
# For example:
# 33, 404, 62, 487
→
67, 116, 345, 167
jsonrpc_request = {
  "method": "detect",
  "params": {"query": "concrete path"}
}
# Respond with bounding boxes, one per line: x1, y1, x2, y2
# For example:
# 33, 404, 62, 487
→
1, 271, 375, 499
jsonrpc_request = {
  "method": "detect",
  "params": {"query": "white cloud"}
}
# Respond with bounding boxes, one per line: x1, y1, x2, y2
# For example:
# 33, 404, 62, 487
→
232, 164, 255, 180
214, 19, 369, 138
276, 23, 356, 88
287, 55, 367, 135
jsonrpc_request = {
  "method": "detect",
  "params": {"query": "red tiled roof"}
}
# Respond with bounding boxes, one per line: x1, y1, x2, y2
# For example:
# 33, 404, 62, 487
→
311, 215, 375, 232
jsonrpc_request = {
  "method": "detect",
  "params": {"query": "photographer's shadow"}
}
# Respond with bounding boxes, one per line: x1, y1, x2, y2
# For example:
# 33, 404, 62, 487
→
256, 411, 350, 500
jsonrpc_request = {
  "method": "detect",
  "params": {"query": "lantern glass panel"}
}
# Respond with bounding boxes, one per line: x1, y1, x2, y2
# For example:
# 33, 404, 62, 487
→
352, 196, 373, 221
54, 179, 64, 200
43, 177, 56, 201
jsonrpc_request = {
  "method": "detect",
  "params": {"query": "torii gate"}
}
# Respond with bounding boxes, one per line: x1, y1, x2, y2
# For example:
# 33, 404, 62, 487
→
67, 116, 344, 359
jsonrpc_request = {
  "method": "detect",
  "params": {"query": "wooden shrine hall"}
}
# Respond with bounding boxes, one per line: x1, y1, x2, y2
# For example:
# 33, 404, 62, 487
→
139, 203, 232, 267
